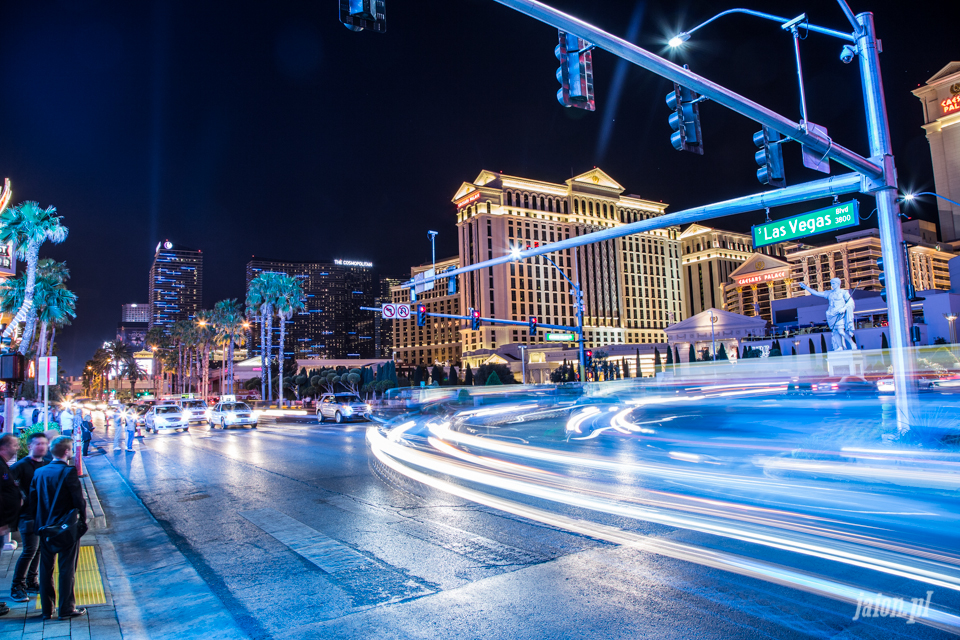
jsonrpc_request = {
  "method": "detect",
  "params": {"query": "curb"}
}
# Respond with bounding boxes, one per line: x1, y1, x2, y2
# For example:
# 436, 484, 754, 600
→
81, 469, 107, 530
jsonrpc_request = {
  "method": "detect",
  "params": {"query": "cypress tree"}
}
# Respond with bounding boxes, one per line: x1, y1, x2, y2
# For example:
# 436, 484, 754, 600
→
674, 345, 680, 367
464, 363, 474, 386
688, 343, 696, 363
808, 338, 816, 355
716, 343, 728, 360
654, 348, 662, 374
821, 334, 829, 353
666, 346, 674, 365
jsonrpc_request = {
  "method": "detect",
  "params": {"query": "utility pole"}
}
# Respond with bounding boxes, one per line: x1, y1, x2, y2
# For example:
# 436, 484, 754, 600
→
428, 231, 438, 272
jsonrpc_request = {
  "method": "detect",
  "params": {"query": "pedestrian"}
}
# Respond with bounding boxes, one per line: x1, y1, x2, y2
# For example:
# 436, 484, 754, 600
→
58, 406, 74, 437
27, 436, 87, 621
0, 433, 22, 617
112, 407, 125, 452
124, 411, 136, 452
81, 414, 95, 456
9, 433, 50, 603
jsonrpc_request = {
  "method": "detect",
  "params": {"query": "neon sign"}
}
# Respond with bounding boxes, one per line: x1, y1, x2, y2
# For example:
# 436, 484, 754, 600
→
334, 259, 373, 267
942, 94, 960, 115
736, 270, 787, 286
456, 191, 481, 208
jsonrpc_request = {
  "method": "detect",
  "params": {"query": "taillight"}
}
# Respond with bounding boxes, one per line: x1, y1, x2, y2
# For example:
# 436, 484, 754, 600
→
831, 384, 838, 390
811, 384, 818, 391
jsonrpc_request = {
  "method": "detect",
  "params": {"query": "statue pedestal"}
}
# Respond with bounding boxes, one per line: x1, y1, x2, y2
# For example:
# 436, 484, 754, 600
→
827, 350, 864, 377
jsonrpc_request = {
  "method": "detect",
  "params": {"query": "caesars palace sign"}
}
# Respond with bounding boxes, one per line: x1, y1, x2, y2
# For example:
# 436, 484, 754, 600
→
735, 260, 788, 286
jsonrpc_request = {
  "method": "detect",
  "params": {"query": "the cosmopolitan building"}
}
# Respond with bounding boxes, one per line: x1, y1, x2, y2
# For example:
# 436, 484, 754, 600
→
454, 168, 683, 359
246, 258, 376, 360
148, 240, 203, 331
912, 61, 960, 244
680, 224, 787, 316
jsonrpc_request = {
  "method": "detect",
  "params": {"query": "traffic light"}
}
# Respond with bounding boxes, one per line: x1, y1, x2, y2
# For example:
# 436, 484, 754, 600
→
555, 30, 595, 111
753, 126, 785, 188
471, 308, 481, 331
585, 350, 593, 368
529, 316, 538, 336
447, 274, 457, 295
665, 71, 703, 155
902, 241, 923, 302
416, 304, 426, 327
339, 0, 386, 33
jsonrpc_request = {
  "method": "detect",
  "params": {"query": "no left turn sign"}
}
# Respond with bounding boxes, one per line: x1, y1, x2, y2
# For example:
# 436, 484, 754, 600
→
382, 304, 397, 319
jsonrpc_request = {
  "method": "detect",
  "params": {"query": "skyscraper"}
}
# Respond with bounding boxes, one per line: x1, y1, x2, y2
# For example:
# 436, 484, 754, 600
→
245, 258, 376, 360
148, 240, 203, 331
121, 303, 150, 323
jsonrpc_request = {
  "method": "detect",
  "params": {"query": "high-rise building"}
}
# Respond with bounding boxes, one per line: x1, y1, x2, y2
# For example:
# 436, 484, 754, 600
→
121, 303, 150, 323
391, 257, 461, 366
912, 61, 960, 243
454, 168, 683, 356
148, 240, 203, 331
376, 275, 404, 358
245, 258, 376, 360
680, 224, 787, 316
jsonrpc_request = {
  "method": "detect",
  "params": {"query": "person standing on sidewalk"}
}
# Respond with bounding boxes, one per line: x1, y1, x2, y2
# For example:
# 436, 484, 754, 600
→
9, 432, 50, 603
0, 433, 22, 617
81, 413, 95, 456
27, 436, 87, 621
112, 406, 125, 452
124, 410, 137, 451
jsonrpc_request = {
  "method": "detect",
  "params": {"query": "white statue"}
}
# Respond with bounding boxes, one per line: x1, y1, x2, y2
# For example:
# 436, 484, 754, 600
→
800, 278, 856, 351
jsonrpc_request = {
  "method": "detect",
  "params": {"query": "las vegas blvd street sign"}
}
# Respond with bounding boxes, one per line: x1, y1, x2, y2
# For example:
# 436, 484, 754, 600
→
752, 201, 860, 248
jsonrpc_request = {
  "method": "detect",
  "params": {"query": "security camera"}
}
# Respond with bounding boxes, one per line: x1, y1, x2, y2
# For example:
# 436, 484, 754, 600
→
840, 45, 857, 64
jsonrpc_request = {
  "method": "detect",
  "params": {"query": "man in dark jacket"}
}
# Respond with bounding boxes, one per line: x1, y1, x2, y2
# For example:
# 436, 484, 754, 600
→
0, 433, 21, 618
9, 432, 50, 602
27, 435, 87, 620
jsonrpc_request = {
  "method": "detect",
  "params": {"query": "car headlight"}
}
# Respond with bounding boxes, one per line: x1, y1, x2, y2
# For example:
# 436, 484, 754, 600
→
343, 407, 354, 414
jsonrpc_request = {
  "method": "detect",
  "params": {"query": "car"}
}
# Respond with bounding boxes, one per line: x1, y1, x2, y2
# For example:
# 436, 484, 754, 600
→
812, 376, 877, 397
316, 393, 372, 423
132, 405, 150, 430
178, 399, 209, 424
207, 401, 258, 429
145, 404, 188, 433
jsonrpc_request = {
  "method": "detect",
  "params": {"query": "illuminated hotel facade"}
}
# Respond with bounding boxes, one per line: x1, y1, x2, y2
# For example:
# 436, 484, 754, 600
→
453, 168, 683, 360
680, 224, 787, 316
913, 61, 960, 244
148, 241, 203, 331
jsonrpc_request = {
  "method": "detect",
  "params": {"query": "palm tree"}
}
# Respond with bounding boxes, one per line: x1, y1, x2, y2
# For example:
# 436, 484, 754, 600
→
195, 310, 216, 399
273, 276, 305, 407
0, 201, 68, 354
122, 359, 147, 398
246, 272, 282, 403
104, 340, 136, 396
213, 299, 248, 395
91, 347, 112, 399
145, 326, 168, 395
82, 361, 97, 396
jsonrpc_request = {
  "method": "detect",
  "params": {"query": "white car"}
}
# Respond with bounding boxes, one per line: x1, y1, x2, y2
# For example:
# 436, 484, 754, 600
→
145, 405, 188, 433
179, 399, 209, 424
206, 401, 258, 429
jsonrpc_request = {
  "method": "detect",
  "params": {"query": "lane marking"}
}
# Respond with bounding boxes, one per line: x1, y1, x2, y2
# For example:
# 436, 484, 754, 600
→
240, 508, 370, 573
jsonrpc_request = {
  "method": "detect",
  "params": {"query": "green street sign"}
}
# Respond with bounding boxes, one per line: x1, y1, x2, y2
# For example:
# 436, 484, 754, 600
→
546, 332, 577, 342
752, 201, 859, 248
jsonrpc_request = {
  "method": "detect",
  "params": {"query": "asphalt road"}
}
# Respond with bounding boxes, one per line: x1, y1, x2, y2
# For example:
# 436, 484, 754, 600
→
92, 415, 956, 640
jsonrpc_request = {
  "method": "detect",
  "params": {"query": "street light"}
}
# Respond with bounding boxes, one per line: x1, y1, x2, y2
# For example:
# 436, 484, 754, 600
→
901, 192, 960, 209
945, 314, 958, 345
668, 33, 689, 48
518, 345, 528, 384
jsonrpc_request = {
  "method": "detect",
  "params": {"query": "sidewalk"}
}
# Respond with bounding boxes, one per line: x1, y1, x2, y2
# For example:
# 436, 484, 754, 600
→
0, 443, 246, 640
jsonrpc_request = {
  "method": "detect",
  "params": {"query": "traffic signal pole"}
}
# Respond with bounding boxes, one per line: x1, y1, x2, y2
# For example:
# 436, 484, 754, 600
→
855, 10, 916, 429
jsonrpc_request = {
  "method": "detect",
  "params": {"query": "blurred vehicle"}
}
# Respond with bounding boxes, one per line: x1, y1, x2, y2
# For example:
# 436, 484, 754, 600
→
132, 405, 150, 430
206, 401, 258, 429
316, 393, 371, 423
812, 376, 877, 397
145, 404, 188, 433
178, 398, 209, 424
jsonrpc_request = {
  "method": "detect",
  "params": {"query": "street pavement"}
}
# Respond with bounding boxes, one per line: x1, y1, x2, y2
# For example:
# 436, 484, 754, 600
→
2, 411, 955, 639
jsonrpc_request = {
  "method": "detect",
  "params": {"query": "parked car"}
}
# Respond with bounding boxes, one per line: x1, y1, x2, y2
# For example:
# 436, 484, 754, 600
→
316, 393, 372, 423
178, 399, 209, 425
145, 404, 188, 433
206, 401, 258, 429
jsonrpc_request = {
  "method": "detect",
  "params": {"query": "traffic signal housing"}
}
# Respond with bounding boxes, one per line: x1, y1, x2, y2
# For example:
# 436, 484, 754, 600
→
555, 31, 595, 111
471, 308, 481, 331
585, 350, 593, 368
753, 126, 785, 188
665, 74, 703, 155
529, 316, 538, 336
339, 0, 386, 33
416, 304, 427, 327
877, 255, 887, 302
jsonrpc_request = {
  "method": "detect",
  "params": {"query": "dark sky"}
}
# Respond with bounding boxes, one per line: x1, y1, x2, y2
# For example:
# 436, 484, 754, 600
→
0, 0, 952, 374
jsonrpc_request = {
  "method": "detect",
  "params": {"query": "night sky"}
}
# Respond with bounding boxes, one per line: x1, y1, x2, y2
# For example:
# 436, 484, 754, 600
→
0, 0, 952, 374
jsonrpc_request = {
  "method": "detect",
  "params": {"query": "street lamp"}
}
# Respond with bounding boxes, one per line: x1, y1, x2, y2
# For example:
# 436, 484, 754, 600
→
945, 314, 958, 345
901, 192, 960, 209
518, 345, 528, 385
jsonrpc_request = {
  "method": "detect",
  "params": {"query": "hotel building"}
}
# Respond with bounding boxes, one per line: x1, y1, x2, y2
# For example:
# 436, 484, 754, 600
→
453, 168, 683, 361
391, 257, 462, 367
148, 240, 203, 331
